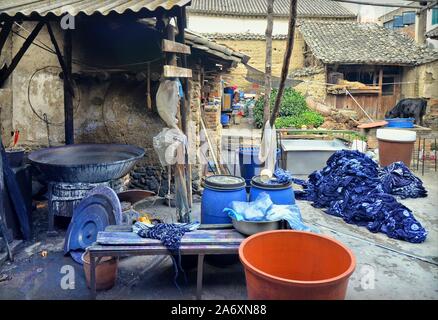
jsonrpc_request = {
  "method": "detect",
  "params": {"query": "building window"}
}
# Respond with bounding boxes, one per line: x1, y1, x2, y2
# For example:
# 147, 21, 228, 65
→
432, 8, 438, 25
382, 76, 395, 96
393, 15, 403, 28
402, 11, 415, 25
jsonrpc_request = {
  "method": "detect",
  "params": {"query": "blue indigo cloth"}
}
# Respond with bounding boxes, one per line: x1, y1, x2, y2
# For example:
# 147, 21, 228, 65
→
293, 150, 427, 243
380, 162, 427, 199
271, 168, 293, 184
224, 192, 319, 233
133, 222, 199, 290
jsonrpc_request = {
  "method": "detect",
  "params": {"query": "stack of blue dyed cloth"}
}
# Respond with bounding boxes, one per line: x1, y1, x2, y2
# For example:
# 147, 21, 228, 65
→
293, 150, 427, 243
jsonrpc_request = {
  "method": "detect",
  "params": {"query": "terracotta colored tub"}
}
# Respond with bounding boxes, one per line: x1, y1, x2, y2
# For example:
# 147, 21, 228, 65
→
239, 230, 356, 300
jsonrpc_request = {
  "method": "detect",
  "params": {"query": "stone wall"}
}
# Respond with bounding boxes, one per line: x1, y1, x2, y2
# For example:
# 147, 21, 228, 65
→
401, 60, 438, 128
213, 32, 306, 91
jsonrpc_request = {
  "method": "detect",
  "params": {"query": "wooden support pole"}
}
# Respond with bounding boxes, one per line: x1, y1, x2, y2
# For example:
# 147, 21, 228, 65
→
46, 22, 75, 97
269, 0, 298, 127
176, 7, 193, 209
0, 21, 44, 87
63, 29, 74, 145
0, 19, 13, 53
264, 0, 274, 125
378, 68, 383, 119
165, 21, 190, 222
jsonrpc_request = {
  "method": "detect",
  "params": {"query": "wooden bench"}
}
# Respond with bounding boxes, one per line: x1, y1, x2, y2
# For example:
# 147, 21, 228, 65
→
87, 224, 245, 299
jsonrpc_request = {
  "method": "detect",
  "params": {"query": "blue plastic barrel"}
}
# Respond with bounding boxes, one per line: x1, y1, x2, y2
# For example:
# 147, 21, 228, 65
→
220, 113, 230, 126
385, 118, 414, 128
238, 147, 281, 187
201, 175, 247, 224
249, 176, 295, 205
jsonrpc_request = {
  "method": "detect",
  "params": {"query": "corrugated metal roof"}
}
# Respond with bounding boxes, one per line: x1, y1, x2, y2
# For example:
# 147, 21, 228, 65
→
0, 0, 191, 18
188, 0, 356, 18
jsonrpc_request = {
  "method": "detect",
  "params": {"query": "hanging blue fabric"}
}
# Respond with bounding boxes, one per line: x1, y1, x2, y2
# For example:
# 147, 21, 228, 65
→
133, 222, 199, 290
293, 150, 427, 243
177, 79, 184, 98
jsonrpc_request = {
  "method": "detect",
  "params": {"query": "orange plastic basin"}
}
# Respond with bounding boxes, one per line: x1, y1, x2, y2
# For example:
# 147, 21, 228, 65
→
239, 230, 356, 300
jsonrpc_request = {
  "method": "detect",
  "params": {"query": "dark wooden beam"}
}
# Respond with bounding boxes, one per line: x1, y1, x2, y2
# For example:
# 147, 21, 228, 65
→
176, 7, 193, 210
46, 22, 75, 97
0, 21, 44, 87
0, 19, 13, 53
63, 29, 74, 145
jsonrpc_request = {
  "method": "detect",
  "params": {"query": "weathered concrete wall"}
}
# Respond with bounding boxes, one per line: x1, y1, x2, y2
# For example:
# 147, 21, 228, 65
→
4, 22, 66, 146
401, 60, 438, 128
401, 60, 438, 100
214, 32, 306, 91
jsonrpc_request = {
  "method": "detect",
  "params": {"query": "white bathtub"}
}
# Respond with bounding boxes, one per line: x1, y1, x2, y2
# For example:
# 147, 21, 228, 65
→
281, 139, 347, 175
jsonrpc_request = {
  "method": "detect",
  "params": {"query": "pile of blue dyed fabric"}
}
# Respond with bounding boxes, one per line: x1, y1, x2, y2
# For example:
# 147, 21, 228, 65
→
293, 150, 427, 243
380, 162, 427, 199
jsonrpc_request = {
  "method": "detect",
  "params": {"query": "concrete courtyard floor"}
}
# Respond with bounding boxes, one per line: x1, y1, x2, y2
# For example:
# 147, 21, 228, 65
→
0, 171, 437, 300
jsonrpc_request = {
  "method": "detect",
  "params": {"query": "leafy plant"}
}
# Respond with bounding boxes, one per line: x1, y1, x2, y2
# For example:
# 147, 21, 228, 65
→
253, 88, 322, 128
274, 111, 324, 129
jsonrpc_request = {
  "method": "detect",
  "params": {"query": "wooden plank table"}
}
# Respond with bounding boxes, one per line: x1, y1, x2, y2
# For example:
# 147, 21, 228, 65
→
87, 224, 245, 300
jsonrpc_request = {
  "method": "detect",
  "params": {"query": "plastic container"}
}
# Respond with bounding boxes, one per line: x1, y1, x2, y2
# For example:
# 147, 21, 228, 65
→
376, 129, 416, 167
238, 147, 281, 187
385, 118, 415, 128
82, 251, 118, 291
202, 175, 246, 266
249, 176, 295, 205
239, 230, 356, 300
220, 113, 230, 126
201, 175, 247, 224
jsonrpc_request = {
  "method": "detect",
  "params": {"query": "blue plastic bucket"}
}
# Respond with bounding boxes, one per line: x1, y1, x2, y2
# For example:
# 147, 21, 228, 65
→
249, 176, 295, 205
201, 175, 247, 224
220, 113, 230, 126
385, 118, 414, 128
238, 147, 281, 187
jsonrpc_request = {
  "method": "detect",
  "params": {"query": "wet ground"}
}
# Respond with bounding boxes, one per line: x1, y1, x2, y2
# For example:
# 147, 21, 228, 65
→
0, 171, 437, 300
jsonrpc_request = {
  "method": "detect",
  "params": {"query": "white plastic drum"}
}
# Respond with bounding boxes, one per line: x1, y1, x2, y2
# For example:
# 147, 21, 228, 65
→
376, 129, 416, 167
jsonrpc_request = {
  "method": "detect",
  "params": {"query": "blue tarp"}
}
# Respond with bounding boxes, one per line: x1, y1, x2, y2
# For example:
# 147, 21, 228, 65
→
293, 150, 427, 243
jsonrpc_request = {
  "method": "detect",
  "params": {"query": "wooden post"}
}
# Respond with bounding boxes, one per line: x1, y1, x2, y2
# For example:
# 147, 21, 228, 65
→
176, 7, 193, 209
378, 68, 383, 119
165, 22, 190, 222
63, 29, 74, 145
264, 0, 274, 125
269, 0, 298, 127
0, 21, 44, 87
0, 19, 13, 53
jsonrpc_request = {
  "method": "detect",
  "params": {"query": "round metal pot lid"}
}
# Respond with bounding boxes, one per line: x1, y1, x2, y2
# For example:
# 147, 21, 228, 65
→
251, 175, 292, 189
203, 175, 246, 190
86, 186, 122, 225
64, 194, 115, 256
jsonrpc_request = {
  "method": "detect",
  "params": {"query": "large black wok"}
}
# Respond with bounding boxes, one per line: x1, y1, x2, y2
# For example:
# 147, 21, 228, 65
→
28, 144, 145, 183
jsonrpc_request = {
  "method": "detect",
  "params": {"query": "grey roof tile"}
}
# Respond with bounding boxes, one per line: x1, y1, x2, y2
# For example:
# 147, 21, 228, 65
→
188, 0, 356, 18
299, 21, 438, 66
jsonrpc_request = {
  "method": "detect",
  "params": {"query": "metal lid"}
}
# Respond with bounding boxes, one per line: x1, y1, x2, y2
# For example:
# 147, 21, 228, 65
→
203, 175, 246, 190
63, 190, 121, 264
251, 175, 292, 189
